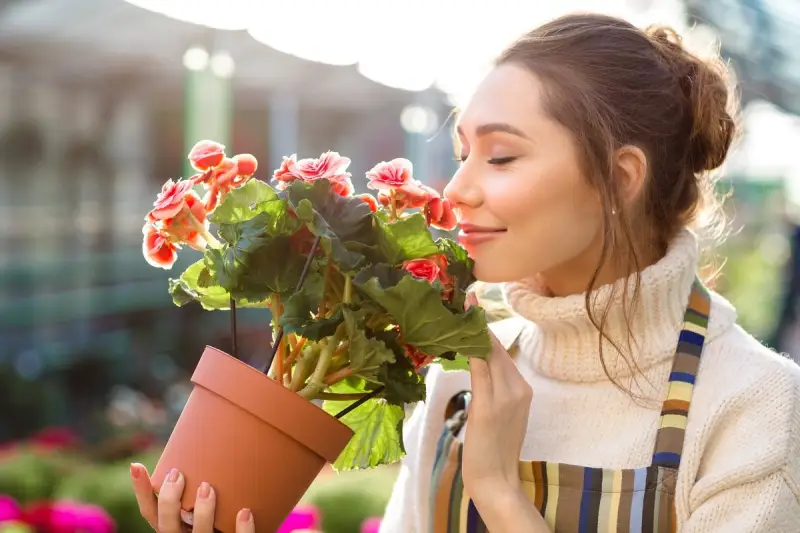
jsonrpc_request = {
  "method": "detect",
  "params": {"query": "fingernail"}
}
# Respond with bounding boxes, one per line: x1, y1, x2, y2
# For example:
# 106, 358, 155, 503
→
167, 468, 180, 483
198, 482, 211, 499
130, 464, 140, 479
239, 509, 251, 523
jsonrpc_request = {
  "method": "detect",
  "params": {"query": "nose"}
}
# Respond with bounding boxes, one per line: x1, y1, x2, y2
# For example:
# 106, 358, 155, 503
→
443, 164, 483, 208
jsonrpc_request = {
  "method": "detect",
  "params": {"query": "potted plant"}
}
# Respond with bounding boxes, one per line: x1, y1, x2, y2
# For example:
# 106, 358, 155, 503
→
141, 141, 492, 533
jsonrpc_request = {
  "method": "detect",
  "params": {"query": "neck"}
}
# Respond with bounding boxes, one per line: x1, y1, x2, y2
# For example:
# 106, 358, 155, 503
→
539, 229, 665, 298
502, 229, 701, 383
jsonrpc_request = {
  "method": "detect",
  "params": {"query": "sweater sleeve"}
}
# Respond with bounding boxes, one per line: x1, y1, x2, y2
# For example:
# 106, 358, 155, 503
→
682, 338, 800, 532
682, 470, 800, 532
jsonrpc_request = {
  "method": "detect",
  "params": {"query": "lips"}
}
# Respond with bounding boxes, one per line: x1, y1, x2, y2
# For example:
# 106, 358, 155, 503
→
457, 223, 507, 247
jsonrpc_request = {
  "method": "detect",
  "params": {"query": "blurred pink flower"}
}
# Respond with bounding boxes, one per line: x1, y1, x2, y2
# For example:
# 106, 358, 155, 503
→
361, 517, 382, 533
277, 505, 320, 533
23, 501, 115, 533
0, 495, 22, 523
29, 427, 80, 452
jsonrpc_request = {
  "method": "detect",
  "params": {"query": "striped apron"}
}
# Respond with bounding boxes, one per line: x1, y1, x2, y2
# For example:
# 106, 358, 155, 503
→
429, 280, 711, 533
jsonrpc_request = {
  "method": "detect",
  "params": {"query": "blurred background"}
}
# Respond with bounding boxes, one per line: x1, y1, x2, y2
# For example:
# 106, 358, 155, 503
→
0, 0, 799, 532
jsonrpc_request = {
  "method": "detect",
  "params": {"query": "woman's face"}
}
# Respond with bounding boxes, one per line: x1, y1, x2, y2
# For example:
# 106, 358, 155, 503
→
444, 63, 605, 287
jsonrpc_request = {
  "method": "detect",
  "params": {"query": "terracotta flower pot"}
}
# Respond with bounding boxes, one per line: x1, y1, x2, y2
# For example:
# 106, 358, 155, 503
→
151, 346, 354, 533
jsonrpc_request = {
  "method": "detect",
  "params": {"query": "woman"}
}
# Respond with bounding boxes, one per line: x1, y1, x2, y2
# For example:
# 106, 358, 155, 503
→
131, 13, 800, 533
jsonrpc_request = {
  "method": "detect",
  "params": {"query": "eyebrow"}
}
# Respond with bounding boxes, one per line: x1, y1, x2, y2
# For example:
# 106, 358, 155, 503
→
456, 122, 530, 140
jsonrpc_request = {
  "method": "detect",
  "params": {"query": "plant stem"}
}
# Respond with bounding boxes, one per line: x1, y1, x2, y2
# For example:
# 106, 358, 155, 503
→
389, 190, 398, 222
187, 211, 221, 249
318, 392, 370, 401
258, 235, 320, 374
291, 344, 318, 392
267, 296, 283, 381
284, 337, 307, 367
298, 328, 343, 399
323, 366, 353, 386
320, 262, 332, 315
343, 274, 353, 304
275, 295, 284, 384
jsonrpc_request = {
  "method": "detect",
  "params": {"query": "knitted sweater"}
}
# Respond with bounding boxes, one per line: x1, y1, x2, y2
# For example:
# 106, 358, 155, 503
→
380, 230, 800, 532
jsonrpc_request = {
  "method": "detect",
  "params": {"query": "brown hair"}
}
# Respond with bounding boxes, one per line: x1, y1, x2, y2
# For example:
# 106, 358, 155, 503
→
496, 13, 738, 392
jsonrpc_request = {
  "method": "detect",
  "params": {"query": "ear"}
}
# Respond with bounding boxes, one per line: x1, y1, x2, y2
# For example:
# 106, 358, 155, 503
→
614, 145, 648, 207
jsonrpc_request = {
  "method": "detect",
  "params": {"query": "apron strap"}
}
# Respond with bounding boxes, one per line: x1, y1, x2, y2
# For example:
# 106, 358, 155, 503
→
651, 278, 712, 468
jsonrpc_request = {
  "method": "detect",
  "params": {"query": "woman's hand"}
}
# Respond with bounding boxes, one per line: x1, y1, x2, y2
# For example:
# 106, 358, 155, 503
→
462, 293, 551, 532
130, 464, 255, 533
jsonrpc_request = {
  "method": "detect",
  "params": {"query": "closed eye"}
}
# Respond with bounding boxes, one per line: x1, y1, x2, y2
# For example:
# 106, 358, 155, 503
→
488, 156, 518, 165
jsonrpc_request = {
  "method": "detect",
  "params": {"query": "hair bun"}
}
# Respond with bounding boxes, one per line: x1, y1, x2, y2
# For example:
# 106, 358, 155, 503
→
646, 25, 737, 173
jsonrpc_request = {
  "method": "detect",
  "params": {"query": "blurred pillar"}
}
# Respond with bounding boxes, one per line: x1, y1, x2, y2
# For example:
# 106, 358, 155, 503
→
183, 47, 234, 177
267, 90, 299, 173
401, 92, 440, 185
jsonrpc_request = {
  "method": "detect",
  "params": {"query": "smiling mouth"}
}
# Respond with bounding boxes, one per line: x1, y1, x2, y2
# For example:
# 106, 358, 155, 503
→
457, 228, 506, 246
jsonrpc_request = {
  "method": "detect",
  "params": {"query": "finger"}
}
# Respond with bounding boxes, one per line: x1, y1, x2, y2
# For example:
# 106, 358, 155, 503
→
235, 509, 255, 533
191, 482, 216, 533
469, 355, 492, 398
131, 463, 158, 530
157, 469, 186, 533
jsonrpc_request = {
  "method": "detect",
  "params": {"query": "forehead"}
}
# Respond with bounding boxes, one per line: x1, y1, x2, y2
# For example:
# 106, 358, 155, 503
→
456, 63, 548, 135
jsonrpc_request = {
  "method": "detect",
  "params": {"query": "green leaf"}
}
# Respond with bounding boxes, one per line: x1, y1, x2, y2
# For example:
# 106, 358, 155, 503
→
376, 214, 440, 265
355, 275, 492, 357
168, 260, 266, 310
237, 236, 305, 296
284, 180, 376, 272
203, 248, 239, 291
370, 329, 427, 405
210, 179, 283, 225
323, 391, 406, 471
280, 274, 346, 340
434, 357, 470, 372
353, 263, 408, 289
437, 237, 477, 311
342, 308, 395, 378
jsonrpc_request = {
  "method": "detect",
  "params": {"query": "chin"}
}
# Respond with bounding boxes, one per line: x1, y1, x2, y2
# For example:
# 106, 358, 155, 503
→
471, 260, 523, 284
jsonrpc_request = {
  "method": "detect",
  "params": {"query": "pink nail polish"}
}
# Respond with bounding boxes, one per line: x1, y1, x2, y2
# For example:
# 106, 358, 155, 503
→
198, 482, 211, 498
130, 464, 140, 479
167, 468, 179, 483
239, 509, 251, 522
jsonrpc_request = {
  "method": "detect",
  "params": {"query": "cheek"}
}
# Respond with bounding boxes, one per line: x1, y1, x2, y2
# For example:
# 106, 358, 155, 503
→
475, 158, 603, 281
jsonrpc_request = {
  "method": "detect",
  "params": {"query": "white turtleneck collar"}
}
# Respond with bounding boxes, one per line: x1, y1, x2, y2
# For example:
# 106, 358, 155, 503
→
501, 229, 738, 383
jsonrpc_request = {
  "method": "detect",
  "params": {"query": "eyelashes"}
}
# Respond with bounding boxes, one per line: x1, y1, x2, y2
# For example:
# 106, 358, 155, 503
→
455, 155, 518, 166
487, 156, 517, 166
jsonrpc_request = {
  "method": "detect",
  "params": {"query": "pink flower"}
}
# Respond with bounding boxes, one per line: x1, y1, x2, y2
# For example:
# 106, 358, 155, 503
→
272, 152, 354, 197
365, 158, 415, 191
403, 254, 453, 300
421, 186, 458, 231
0, 496, 22, 523
377, 186, 431, 212
162, 192, 208, 250
142, 223, 178, 269
23, 501, 115, 533
404, 344, 436, 371
232, 153, 258, 177
356, 193, 379, 212
403, 257, 441, 284
277, 505, 320, 533
188, 140, 226, 172
149, 179, 196, 220
361, 517, 382, 533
